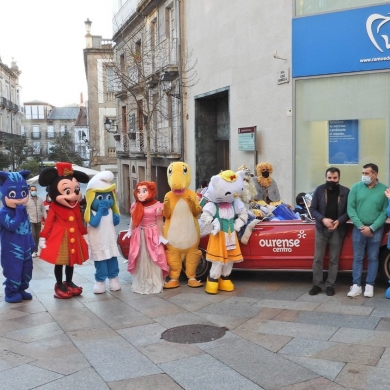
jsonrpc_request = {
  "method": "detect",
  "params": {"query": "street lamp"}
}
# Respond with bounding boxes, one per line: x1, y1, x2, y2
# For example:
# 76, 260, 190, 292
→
104, 117, 118, 134
160, 74, 181, 100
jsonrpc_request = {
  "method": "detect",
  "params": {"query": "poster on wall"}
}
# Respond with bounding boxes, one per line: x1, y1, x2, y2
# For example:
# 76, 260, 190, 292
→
328, 120, 359, 165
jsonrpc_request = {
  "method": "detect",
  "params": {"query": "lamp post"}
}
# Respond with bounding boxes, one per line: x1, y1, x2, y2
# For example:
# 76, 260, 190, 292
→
104, 117, 118, 134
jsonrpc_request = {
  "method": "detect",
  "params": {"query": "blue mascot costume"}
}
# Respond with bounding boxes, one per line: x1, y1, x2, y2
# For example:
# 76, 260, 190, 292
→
0, 170, 35, 303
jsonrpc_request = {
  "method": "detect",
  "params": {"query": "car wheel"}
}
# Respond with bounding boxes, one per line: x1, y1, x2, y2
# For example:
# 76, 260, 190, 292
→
378, 245, 390, 282
182, 249, 211, 282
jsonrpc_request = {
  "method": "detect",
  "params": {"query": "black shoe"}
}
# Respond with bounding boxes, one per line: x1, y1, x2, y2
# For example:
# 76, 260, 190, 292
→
309, 285, 321, 295
326, 286, 335, 296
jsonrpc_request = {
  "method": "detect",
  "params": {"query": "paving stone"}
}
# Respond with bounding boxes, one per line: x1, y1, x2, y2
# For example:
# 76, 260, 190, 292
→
273, 309, 302, 322
127, 296, 186, 318
197, 301, 261, 318
370, 307, 390, 318
375, 317, 390, 331
168, 292, 232, 311
118, 323, 167, 346
137, 340, 204, 364
33, 367, 109, 390
5, 321, 64, 343
239, 286, 307, 301
1, 363, 63, 389
0, 350, 35, 372
315, 302, 374, 316
108, 374, 184, 390
154, 312, 212, 328
254, 307, 283, 320
254, 320, 338, 340
0, 312, 54, 336
254, 299, 319, 311
330, 327, 390, 347
232, 329, 292, 352
159, 353, 264, 390
377, 347, 390, 368
71, 335, 161, 381
282, 354, 345, 381
195, 311, 249, 329
313, 343, 384, 366
206, 338, 317, 389
335, 362, 372, 389
296, 311, 380, 330
278, 376, 346, 390
278, 338, 338, 357
195, 330, 243, 350
83, 300, 154, 329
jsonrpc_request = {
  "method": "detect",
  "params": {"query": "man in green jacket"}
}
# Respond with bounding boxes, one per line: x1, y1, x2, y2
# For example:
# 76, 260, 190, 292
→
347, 163, 387, 298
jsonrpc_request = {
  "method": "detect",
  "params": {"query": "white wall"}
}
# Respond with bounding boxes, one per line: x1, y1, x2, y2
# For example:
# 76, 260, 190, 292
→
183, 0, 294, 203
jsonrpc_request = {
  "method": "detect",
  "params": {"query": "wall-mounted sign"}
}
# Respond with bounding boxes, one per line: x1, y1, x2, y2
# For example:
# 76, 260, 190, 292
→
277, 68, 290, 84
238, 127, 256, 151
293, 4, 390, 77
328, 120, 359, 165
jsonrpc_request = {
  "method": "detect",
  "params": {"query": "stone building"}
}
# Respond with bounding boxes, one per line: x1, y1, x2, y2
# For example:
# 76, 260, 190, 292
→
83, 19, 117, 172
0, 58, 23, 145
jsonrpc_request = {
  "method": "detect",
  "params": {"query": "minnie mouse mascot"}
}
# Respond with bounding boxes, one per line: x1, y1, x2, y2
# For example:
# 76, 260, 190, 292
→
38, 162, 90, 299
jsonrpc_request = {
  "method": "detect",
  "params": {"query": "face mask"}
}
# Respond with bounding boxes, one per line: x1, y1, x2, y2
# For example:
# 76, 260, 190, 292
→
30, 191, 37, 197
325, 181, 339, 190
261, 171, 270, 178
362, 175, 372, 185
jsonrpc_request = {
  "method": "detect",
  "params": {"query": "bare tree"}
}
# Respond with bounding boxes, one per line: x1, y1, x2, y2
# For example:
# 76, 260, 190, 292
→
92, 19, 198, 181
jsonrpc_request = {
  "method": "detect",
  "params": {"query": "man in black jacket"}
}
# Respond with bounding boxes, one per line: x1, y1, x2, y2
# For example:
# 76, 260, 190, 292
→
309, 167, 349, 296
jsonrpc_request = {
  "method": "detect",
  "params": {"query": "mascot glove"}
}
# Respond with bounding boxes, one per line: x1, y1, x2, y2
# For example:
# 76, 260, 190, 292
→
211, 218, 220, 236
234, 218, 245, 232
158, 236, 168, 245
123, 230, 132, 240
83, 234, 89, 245
201, 213, 213, 225
38, 237, 46, 255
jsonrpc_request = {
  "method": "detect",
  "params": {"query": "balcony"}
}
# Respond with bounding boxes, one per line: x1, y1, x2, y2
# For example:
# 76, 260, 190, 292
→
0, 97, 6, 108
5, 99, 12, 111
12, 103, 18, 113
31, 132, 41, 139
108, 147, 117, 158
46, 131, 56, 139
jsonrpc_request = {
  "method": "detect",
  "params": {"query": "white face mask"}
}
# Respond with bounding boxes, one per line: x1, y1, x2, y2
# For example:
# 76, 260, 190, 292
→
362, 175, 372, 185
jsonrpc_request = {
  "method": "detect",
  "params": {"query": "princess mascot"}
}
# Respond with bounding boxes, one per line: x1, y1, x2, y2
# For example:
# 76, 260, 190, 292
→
0, 170, 35, 303
38, 162, 90, 299
123, 181, 169, 294
84, 171, 121, 294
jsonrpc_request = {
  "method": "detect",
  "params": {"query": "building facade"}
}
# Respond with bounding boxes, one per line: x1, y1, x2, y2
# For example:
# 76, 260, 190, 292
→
0, 58, 23, 147
83, 19, 117, 172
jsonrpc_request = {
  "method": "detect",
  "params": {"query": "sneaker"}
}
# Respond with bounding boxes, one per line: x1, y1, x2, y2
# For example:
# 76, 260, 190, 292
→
309, 285, 322, 295
326, 286, 335, 296
32, 252, 37, 258
364, 284, 374, 298
347, 284, 362, 297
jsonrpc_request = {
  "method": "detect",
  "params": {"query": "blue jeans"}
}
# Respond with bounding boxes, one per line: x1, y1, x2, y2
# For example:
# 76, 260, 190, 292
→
352, 225, 384, 286
94, 257, 119, 282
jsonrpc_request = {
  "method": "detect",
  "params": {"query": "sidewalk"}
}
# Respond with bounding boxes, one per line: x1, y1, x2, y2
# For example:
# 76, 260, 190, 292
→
1, 213, 390, 389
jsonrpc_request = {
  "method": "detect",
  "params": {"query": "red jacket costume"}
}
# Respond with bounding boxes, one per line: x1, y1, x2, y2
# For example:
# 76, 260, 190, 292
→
40, 202, 88, 266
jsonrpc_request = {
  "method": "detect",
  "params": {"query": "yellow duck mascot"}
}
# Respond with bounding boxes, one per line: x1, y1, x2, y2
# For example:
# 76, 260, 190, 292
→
163, 162, 203, 289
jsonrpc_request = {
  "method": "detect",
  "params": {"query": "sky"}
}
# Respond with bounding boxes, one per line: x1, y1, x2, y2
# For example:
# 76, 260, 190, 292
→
0, 0, 114, 107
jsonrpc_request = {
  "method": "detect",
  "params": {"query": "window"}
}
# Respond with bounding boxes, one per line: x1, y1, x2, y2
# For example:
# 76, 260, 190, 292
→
25, 105, 45, 120
47, 142, 55, 154
32, 125, 40, 139
21, 126, 25, 136
33, 142, 41, 155
107, 67, 120, 92
60, 125, 67, 135
47, 125, 55, 138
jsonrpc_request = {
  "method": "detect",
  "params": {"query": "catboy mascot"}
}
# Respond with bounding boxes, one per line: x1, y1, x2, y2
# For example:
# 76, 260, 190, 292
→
84, 171, 121, 293
0, 170, 35, 303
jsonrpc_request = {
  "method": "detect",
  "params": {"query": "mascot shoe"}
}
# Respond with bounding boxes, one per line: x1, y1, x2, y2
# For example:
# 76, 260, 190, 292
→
164, 279, 180, 289
62, 282, 83, 296
188, 279, 203, 288
109, 277, 121, 291
54, 284, 73, 299
218, 278, 235, 292
93, 281, 106, 294
205, 278, 219, 294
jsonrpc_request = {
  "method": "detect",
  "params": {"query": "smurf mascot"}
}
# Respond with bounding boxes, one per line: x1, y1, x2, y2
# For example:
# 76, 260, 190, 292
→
84, 171, 121, 294
201, 170, 248, 294
0, 171, 35, 303
39, 162, 90, 299
163, 162, 203, 288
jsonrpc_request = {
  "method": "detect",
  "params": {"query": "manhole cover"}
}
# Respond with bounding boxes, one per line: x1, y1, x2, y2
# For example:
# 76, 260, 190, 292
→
161, 324, 227, 344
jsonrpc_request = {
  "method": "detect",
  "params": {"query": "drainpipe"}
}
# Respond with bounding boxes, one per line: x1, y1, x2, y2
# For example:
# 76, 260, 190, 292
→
177, 0, 184, 161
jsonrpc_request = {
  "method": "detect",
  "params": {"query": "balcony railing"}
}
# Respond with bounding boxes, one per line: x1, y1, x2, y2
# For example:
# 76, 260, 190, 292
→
46, 131, 55, 138
31, 132, 41, 139
108, 147, 117, 158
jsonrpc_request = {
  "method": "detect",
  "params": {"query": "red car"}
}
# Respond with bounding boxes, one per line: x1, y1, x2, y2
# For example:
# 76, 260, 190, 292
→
118, 219, 390, 282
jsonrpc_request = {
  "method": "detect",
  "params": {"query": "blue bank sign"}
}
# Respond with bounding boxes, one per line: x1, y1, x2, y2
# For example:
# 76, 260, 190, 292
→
293, 4, 390, 77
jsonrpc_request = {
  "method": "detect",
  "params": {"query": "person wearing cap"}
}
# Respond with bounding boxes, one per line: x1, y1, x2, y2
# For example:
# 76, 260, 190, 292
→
84, 171, 121, 294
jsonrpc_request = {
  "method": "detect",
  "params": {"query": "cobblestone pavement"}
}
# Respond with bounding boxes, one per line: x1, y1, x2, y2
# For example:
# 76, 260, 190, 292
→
1, 214, 390, 389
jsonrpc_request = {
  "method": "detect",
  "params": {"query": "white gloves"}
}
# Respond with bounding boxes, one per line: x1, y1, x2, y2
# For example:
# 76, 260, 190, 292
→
158, 236, 168, 245
211, 219, 220, 236
234, 218, 245, 232
38, 237, 46, 255
122, 230, 132, 240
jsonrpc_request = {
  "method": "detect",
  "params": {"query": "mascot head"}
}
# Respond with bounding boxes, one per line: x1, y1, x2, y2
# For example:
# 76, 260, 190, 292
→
38, 162, 89, 209
84, 170, 119, 223
0, 170, 30, 208
237, 165, 256, 205
256, 162, 274, 188
167, 162, 191, 195
204, 169, 245, 204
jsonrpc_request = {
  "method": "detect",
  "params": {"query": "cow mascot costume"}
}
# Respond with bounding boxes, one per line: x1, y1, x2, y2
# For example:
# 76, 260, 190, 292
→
0, 170, 35, 303
201, 170, 248, 294
38, 162, 90, 299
